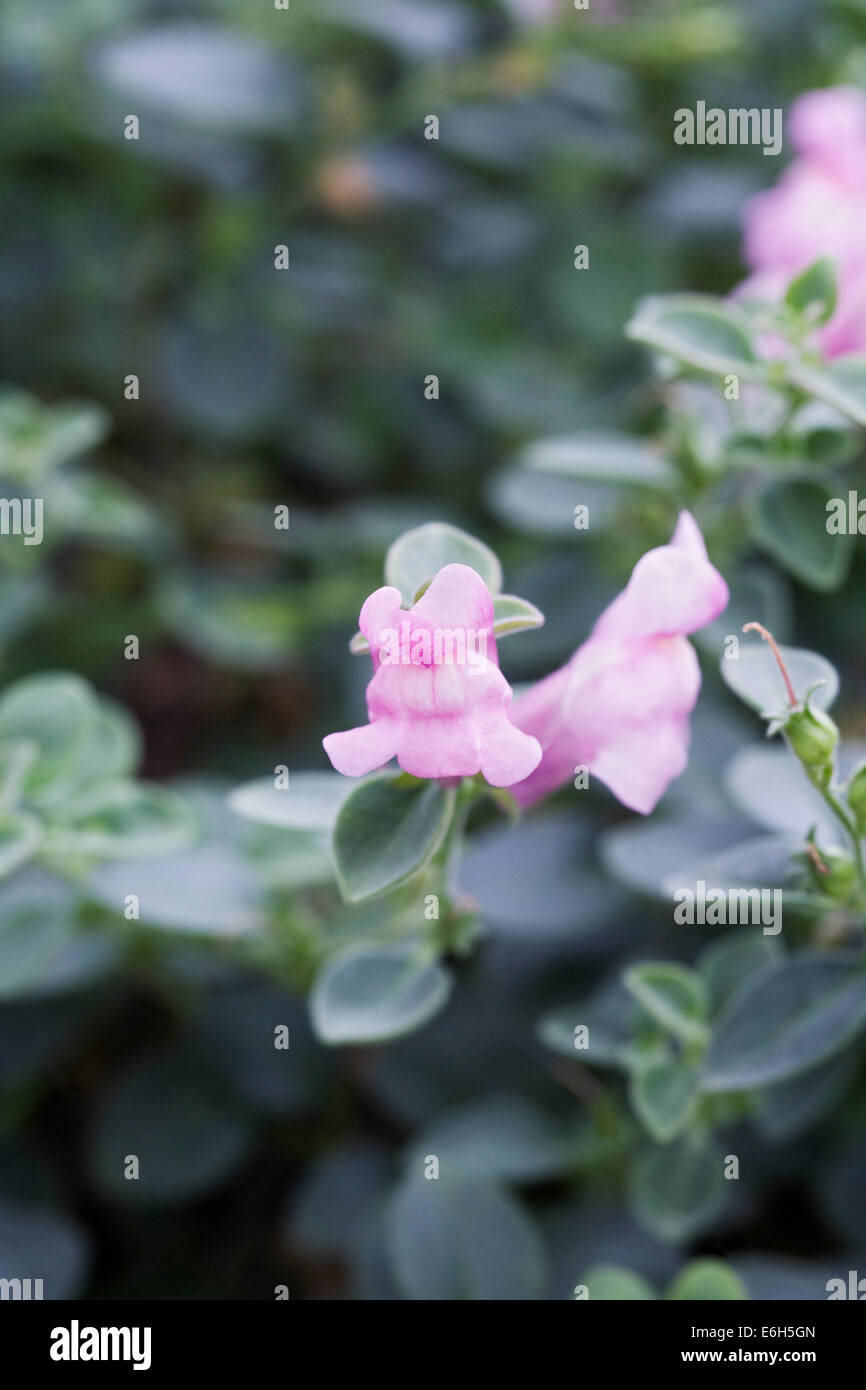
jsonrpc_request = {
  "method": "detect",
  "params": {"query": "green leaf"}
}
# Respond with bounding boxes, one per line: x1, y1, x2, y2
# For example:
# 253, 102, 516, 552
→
195, 984, 331, 1118
311, 941, 452, 1045
537, 976, 660, 1072
87, 1054, 252, 1204
516, 430, 676, 487
0, 674, 97, 805
332, 774, 455, 903
386, 1173, 546, 1300
0, 810, 42, 878
703, 953, 866, 1091
287, 1143, 391, 1256
748, 477, 852, 591
756, 1046, 857, 1141
785, 257, 837, 326
486, 467, 614, 537
77, 699, 142, 787
159, 574, 300, 671
248, 826, 334, 890
789, 354, 866, 426
697, 934, 783, 1015
600, 816, 746, 900
88, 844, 265, 935
45, 781, 197, 859
630, 1135, 728, 1242
0, 1199, 90, 1299
0, 873, 116, 1000
623, 963, 709, 1044
581, 1265, 657, 1300
667, 1259, 747, 1300
663, 835, 810, 915
0, 389, 109, 482
385, 522, 502, 607
724, 746, 838, 839
21, 694, 141, 809
720, 643, 838, 718
630, 1058, 701, 1142
53, 472, 161, 551
229, 771, 354, 834
407, 1094, 575, 1183
462, 814, 627, 940
626, 294, 759, 376
491, 593, 545, 637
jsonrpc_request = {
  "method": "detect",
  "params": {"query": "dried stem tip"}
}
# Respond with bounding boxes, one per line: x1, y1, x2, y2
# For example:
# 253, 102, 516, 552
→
742, 622, 798, 708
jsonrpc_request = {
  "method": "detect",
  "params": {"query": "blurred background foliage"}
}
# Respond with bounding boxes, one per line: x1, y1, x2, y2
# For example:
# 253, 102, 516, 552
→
2, 0, 866, 1300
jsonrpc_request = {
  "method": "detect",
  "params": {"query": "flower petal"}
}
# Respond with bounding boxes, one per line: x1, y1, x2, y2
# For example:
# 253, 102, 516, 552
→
508, 513, 724, 812
593, 512, 728, 641
413, 562, 496, 635
590, 719, 691, 815
478, 712, 541, 788
323, 719, 400, 778
323, 561, 531, 785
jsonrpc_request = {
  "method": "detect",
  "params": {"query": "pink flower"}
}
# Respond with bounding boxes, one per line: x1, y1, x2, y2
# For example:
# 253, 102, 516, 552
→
507, 513, 728, 814
738, 86, 866, 357
323, 563, 542, 786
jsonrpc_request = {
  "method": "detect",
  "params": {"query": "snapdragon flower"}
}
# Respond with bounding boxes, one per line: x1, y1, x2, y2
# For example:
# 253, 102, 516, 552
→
739, 86, 866, 357
507, 512, 728, 813
323, 563, 542, 786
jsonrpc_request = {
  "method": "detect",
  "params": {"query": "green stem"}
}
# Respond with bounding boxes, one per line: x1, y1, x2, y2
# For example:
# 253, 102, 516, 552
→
433, 778, 477, 899
816, 781, 866, 898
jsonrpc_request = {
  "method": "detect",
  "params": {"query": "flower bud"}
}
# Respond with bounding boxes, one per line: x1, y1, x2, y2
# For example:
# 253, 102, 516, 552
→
784, 701, 838, 774
846, 760, 866, 830
809, 846, 856, 900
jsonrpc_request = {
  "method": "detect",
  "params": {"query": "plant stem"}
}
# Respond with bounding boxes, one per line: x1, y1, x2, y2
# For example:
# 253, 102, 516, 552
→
816, 781, 866, 898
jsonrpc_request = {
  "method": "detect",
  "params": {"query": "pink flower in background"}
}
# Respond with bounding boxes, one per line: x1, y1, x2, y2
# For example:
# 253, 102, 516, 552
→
323, 563, 542, 786
739, 86, 866, 357
507, 512, 728, 814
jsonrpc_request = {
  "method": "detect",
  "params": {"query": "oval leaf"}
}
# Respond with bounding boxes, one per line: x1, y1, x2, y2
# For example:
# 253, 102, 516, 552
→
630, 1135, 728, 1243
87, 1055, 252, 1204
623, 962, 709, 1044
386, 1173, 546, 1300
789, 354, 866, 426
311, 942, 452, 1045
581, 1265, 657, 1300
630, 1058, 701, 1143
667, 1258, 747, 1300
748, 477, 852, 591
332, 775, 455, 903
627, 295, 759, 376
229, 771, 354, 834
385, 522, 502, 607
492, 593, 545, 637
517, 430, 675, 487
703, 953, 866, 1092
720, 643, 838, 718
